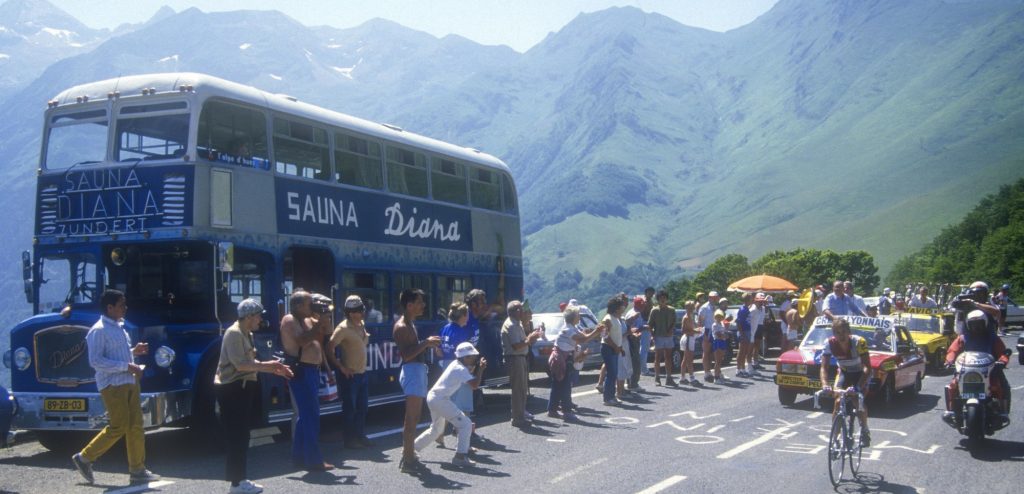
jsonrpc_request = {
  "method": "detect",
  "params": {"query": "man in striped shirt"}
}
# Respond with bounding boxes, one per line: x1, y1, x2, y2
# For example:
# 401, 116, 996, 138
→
72, 289, 160, 485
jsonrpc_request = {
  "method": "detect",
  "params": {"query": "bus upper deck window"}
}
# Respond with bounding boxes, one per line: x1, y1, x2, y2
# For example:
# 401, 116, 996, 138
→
501, 173, 518, 214
198, 100, 269, 169
274, 118, 330, 180
431, 158, 468, 205
335, 133, 383, 189
45, 109, 108, 169
115, 102, 189, 162
386, 146, 428, 198
470, 166, 501, 211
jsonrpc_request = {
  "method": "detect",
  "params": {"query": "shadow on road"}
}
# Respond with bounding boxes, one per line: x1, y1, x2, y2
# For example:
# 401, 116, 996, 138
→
836, 472, 922, 493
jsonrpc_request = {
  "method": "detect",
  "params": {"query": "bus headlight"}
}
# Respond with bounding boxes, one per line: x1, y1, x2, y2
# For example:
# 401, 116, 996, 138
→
154, 346, 176, 368
13, 348, 31, 371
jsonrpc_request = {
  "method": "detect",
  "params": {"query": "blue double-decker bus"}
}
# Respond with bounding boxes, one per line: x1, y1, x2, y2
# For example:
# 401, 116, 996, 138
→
3, 73, 522, 450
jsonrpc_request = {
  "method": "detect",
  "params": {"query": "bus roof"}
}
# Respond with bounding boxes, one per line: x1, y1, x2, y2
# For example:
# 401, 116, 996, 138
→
50, 72, 511, 174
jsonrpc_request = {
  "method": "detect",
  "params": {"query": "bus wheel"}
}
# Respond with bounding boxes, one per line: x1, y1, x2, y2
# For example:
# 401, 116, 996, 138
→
189, 355, 224, 449
35, 430, 92, 453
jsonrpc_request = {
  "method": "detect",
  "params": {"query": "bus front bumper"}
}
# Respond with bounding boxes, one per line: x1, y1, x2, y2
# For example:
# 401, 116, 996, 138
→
11, 390, 192, 431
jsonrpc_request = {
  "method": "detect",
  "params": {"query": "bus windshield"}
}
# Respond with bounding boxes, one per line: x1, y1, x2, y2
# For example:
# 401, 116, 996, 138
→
45, 109, 109, 169
104, 242, 216, 323
37, 254, 99, 313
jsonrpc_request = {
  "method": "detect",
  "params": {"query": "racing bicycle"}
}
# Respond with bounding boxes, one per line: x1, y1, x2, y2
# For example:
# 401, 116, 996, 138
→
815, 387, 865, 487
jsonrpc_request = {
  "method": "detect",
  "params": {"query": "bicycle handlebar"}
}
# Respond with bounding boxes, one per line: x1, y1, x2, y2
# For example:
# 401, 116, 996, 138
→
813, 387, 864, 410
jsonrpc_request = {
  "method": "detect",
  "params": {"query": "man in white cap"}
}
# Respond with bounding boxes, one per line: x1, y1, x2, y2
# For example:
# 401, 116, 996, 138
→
415, 342, 487, 467
697, 291, 721, 383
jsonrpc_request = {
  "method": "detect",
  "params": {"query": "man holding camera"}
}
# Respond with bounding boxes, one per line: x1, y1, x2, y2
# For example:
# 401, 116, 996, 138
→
280, 291, 334, 471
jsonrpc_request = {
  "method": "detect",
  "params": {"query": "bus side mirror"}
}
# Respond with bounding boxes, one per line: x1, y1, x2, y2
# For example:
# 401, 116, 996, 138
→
217, 242, 234, 272
21, 251, 33, 304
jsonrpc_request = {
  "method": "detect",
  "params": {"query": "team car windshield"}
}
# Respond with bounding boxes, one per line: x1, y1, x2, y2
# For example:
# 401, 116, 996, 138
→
898, 315, 940, 334
800, 325, 893, 352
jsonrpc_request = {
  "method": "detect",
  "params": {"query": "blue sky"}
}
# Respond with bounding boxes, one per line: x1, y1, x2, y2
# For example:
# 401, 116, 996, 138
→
50, 0, 779, 52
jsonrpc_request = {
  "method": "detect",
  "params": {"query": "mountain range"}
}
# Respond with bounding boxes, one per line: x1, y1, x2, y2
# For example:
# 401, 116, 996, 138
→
0, 0, 1022, 354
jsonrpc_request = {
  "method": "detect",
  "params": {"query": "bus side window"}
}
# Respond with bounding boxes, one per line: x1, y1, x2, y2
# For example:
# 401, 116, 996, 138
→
334, 132, 383, 189
224, 248, 271, 326
437, 275, 471, 314
197, 100, 269, 168
274, 118, 330, 180
386, 146, 428, 198
470, 166, 501, 211
343, 271, 388, 325
501, 172, 517, 214
431, 158, 468, 205
395, 273, 433, 320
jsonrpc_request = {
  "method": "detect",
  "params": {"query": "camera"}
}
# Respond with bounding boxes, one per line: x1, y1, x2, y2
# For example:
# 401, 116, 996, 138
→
311, 299, 334, 314
949, 293, 975, 312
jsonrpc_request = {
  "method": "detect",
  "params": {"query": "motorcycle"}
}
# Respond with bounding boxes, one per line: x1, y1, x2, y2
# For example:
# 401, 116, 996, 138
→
943, 349, 1012, 443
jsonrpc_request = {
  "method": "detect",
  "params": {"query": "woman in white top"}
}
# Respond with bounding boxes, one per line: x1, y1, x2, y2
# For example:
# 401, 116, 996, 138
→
413, 343, 486, 468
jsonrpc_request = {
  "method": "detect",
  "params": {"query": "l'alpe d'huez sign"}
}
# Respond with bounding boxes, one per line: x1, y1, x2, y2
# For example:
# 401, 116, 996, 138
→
36, 166, 193, 236
275, 178, 473, 251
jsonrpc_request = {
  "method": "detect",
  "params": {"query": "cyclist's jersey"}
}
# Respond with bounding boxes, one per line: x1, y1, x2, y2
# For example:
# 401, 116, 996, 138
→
822, 335, 869, 373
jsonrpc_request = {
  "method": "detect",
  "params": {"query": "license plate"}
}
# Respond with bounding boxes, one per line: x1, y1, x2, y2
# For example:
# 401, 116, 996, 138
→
44, 398, 87, 412
776, 374, 820, 389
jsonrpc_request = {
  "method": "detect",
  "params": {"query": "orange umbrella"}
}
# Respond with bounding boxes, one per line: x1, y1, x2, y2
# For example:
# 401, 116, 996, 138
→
727, 274, 798, 293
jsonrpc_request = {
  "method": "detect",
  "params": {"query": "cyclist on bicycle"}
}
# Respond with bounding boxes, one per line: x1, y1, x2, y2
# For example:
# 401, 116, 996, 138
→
819, 318, 871, 447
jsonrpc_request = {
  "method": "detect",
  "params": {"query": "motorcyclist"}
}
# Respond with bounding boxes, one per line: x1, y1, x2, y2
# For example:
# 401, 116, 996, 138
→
819, 318, 872, 447
943, 309, 1011, 423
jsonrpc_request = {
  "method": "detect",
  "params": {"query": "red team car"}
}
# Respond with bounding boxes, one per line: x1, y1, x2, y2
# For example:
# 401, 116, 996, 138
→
775, 315, 926, 407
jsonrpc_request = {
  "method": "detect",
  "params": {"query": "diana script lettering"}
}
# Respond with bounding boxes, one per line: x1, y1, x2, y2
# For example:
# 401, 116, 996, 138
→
383, 202, 461, 243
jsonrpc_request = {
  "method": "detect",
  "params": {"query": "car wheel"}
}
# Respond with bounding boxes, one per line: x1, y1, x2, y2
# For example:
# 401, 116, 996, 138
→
932, 349, 946, 373
778, 387, 797, 406
879, 376, 897, 408
909, 373, 922, 395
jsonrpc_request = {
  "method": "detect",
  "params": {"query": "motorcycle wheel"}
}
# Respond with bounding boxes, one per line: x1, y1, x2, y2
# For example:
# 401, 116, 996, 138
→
965, 403, 985, 445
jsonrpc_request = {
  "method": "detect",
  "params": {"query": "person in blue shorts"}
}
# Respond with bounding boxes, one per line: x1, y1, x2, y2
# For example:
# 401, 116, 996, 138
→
711, 310, 730, 382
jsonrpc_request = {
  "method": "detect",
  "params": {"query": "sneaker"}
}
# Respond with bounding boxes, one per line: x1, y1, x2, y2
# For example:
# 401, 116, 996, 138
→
716, 373, 729, 381
665, 378, 677, 387
690, 377, 700, 386
524, 411, 535, 421
595, 385, 603, 393
451, 455, 476, 468
654, 377, 662, 386
399, 457, 426, 473
435, 436, 445, 448
704, 374, 714, 383
71, 453, 94, 484
603, 399, 622, 406
860, 429, 871, 448
129, 469, 161, 484
229, 480, 264, 494
737, 370, 749, 378
547, 410, 562, 419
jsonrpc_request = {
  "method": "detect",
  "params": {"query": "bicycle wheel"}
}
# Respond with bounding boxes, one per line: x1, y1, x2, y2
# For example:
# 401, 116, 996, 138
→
847, 413, 863, 476
828, 413, 846, 487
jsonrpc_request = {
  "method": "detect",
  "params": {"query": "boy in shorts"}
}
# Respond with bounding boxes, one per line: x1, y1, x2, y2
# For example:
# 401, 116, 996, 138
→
711, 310, 729, 383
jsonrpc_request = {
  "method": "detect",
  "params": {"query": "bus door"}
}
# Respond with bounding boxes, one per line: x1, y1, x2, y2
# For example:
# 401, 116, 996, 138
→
282, 246, 336, 300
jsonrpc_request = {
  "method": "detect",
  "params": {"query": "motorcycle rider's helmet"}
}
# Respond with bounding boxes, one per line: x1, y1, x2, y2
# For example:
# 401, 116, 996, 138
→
966, 309, 988, 337
967, 281, 990, 303
1001, 284, 1011, 291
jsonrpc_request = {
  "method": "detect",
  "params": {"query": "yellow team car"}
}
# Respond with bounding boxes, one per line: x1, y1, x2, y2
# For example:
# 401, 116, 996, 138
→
892, 309, 955, 372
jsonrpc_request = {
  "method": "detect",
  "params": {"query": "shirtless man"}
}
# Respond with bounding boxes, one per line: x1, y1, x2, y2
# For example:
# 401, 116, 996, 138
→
785, 302, 802, 351
280, 291, 334, 471
394, 289, 441, 473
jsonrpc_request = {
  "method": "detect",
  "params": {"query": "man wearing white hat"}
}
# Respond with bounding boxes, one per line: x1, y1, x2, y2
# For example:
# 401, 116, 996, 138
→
414, 342, 487, 468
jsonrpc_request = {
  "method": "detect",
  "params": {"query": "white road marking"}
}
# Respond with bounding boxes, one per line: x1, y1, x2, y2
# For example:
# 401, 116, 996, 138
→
571, 389, 599, 398
547, 438, 566, 443
366, 422, 431, 439
729, 415, 754, 422
717, 426, 794, 459
806, 412, 824, 419
706, 425, 725, 433
634, 475, 687, 494
105, 480, 175, 494
1013, 385, 1024, 391
549, 457, 608, 484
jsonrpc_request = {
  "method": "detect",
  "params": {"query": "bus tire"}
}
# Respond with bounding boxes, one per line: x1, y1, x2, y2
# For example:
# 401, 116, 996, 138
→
35, 430, 92, 453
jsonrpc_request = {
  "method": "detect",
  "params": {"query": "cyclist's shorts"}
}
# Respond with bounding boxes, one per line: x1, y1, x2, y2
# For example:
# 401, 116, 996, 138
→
836, 371, 864, 393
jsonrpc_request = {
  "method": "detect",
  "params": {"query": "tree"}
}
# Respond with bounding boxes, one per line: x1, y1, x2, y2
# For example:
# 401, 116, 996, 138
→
692, 254, 751, 295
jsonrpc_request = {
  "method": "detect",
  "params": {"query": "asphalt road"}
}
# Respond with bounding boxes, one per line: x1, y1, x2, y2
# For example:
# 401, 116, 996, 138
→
2, 336, 1024, 494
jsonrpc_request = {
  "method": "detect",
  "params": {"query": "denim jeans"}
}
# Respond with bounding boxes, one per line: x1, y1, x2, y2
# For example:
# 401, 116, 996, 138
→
290, 365, 324, 467
639, 331, 652, 372
548, 353, 574, 413
339, 372, 368, 441
601, 344, 619, 402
